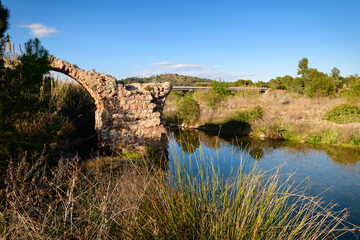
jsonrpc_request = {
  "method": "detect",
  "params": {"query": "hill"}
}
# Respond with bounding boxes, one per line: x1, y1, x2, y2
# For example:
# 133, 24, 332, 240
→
121, 73, 213, 86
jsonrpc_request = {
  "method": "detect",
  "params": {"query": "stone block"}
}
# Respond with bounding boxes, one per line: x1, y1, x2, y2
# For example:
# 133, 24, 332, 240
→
148, 103, 156, 109
123, 104, 130, 110
130, 104, 138, 110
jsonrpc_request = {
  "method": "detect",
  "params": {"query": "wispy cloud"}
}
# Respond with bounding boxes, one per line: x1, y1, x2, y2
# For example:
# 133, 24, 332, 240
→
135, 62, 255, 81
18, 23, 58, 38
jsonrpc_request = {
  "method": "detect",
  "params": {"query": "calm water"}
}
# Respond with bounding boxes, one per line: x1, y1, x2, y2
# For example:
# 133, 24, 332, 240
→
167, 129, 360, 229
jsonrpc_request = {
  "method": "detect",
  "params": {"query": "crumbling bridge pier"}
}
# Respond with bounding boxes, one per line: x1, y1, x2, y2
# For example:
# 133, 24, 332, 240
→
50, 58, 172, 151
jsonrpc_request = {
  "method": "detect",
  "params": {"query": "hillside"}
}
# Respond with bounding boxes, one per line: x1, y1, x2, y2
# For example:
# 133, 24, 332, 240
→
121, 73, 213, 86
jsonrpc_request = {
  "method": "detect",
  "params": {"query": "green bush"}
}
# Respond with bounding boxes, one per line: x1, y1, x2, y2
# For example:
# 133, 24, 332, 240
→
203, 90, 225, 109
323, 104, 360, 124
233, 106, 264, 122
176, 94, 200, 124
210, 80, 230, 96
350, 78, 360, 96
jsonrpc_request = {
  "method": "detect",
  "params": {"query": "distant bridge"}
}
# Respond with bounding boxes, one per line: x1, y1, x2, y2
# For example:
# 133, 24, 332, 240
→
172, 86, 269, 93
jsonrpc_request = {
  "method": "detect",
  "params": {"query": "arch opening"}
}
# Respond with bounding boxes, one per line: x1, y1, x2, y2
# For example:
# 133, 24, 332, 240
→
48, 71, 98, 158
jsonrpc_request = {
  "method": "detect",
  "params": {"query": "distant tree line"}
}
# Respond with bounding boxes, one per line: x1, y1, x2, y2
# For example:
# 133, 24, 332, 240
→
268, 58, 360, 97
122, 73, 213, 86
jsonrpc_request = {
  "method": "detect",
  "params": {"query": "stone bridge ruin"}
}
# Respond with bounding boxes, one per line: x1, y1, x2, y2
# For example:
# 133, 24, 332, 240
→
50, 57, 172, 152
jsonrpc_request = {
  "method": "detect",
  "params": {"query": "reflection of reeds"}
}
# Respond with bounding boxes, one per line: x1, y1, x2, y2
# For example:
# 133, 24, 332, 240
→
1, 146, 357, 239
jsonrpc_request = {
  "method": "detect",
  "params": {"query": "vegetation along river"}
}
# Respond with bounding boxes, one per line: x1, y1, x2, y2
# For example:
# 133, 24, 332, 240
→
167, 129, 360, 229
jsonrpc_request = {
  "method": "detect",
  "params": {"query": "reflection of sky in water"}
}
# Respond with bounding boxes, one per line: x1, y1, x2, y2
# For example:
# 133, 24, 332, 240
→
167, 133, 360, 227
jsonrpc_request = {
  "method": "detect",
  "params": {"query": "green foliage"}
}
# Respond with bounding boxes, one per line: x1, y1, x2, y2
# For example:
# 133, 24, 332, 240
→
0, 38, 59, 159
176, 94, 200, 124
210, 80, 230, 96
267, 58, 359, 97
234, 106, 264, 122
326, 134, 338, 144
350, 78, 360, 96
349, 137, 360, 146
202, 90, 225, 109
194, 82, 209, 86
323, 104, 360, 124
254, 81, 269, 87
297, 58, 309, 78
230, 79, 254, 87
304, 74, 335, 98
308, 135, 322, 144
0, 2, 9, 39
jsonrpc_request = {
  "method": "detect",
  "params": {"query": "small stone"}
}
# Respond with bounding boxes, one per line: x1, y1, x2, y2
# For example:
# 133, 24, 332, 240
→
260, 133, 266, 139
148, 103, 156, 109
130, 104, 138, 110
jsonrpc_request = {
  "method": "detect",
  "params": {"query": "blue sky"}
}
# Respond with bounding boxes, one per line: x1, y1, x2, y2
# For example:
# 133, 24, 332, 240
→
3, 0, 360, 82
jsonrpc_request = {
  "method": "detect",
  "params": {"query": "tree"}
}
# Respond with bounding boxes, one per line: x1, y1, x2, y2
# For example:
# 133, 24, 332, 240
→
304, 74, 335, 98
297, 58, 309, 78
331, 67, 340, 79
0, 2, 9, 39
331, 67, 343, 89
0, 2, 9, 64
0, 2, 66, 159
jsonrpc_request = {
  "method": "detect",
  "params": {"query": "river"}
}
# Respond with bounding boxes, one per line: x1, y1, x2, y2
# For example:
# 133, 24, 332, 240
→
167, 129, 360, 230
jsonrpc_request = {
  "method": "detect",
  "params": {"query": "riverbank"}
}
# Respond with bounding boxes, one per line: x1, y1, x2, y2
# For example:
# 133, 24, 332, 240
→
164, 90, 360, 149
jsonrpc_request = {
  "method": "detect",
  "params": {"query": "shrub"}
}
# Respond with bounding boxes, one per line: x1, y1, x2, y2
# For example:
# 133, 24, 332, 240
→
176, 94, 200, 124
202, 90, 225, 109
233, 106, 264, 122
350, 78, 360, 96
323, 104, 360, 124
210, 80, 230, 96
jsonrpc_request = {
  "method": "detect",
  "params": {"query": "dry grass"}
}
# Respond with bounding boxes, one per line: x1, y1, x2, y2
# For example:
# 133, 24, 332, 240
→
1, 154, 149, 239
164, 90, 360, 145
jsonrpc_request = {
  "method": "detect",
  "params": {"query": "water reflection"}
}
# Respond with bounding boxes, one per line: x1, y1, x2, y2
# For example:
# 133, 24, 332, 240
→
170, 128, 360, 165
167, 128, 360, 228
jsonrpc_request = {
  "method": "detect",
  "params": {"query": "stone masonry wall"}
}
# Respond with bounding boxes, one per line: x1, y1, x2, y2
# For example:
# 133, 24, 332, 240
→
50, 57, 172, 151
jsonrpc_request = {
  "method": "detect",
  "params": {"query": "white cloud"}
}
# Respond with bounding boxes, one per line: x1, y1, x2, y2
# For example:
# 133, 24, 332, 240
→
18, 23, 58, 38
135, 62, 255, 81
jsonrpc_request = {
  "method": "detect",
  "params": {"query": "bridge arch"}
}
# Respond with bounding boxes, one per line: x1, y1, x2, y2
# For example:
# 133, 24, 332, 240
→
50, 57, 172, 151
50, 57, 118, 132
